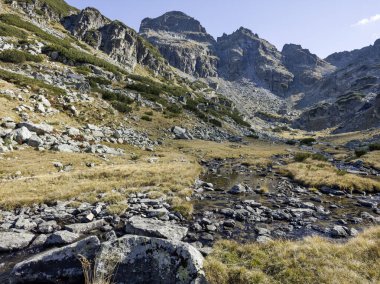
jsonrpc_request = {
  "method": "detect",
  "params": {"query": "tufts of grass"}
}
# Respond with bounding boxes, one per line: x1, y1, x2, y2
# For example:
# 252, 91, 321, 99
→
205, 226, 380, 284
282, 160, 380, 192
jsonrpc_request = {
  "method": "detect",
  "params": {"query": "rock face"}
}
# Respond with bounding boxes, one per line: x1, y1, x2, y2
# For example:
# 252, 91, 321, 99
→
10, 236, 101, 284
217, 27, 293, 95
282, 44, 335, 92
96, 235, 205, 284
62, 7, 168, 74
125, 216, 189, 241
140, 11, 218, 77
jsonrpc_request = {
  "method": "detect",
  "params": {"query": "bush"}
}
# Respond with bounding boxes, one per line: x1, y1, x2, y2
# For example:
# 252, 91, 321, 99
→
210, 118, 222, 127
141, 115, 152, 122
299, 138, 316, 146
144, 111, 153, 116
111, 101, 132, 113
0, 49, 44, 64
0, 69, 65, 96
166, 104, 182, 114
294, 153, 311, 162
286, 140, 297, 145
42, 44, 122, 74
0, 22, 27, 39
75, 66, 92, 75
0, 14, 72, 49
355, 149, 368, 158
311, 153, 328, 161
88, 76, 112, 87
369, 143, 380, 151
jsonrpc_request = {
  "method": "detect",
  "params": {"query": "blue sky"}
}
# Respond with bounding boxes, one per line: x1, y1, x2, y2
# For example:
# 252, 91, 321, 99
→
66, 0, 380, 58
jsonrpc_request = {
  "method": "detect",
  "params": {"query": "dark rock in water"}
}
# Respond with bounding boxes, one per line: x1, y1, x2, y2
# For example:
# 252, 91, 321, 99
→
95, 235, 205, 284
10, 236, 100, 284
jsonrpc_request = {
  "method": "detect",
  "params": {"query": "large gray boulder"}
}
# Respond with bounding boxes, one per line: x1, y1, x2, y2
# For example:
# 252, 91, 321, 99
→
12, 127, 32, 144
0, 231, 35, 252
17, 122, 53, 135
125, 216, 188, 241
96, 235, 205, 284
10, 236, 100, 284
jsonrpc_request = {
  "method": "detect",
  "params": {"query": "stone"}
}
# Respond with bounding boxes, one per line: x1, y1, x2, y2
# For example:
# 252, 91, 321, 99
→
0, 231, 35, 252
27, 134, 43, 148
125, 216, 188, 241
95, 235, 205, 284
37, 220, 59, 234
331, 225, 349, 238
17, 122, 53, 135
14, 217, 37, 231
228, 183, 247, 194
13, 126, 32, 144
45, 230, 80, 246
11, 236, 100, 284
65, 219, 106, 234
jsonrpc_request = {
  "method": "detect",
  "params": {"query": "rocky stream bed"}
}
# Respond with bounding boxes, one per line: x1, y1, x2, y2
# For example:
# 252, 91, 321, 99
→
0, 158, 379, 283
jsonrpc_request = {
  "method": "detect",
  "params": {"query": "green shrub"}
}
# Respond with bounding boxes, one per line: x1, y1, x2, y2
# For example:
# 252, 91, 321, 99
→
299, 138, 316, 146
42, 44, 122, 74
311, 153, 328, 161
0, 69, 65, 96
166, 104, 182, 114
355, 149, 368, 158
369, 143, 380, 151
0, 22, 27, 39
144, 111, 153, 116
111, 101, 132, 113
294, 152, 311, 162
88, 76, 112, 87
0, 49, 44, 63
0, 14, 72, 49
210, 118, 222, 127
141, 115, 152, 122
75, 66, 92, 75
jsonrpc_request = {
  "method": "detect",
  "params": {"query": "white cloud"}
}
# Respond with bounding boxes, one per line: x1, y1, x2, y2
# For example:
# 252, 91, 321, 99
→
352, 14, 380, 27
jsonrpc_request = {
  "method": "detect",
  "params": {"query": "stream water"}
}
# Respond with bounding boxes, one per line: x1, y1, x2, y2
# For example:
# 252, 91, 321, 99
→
190, 159, 380, 244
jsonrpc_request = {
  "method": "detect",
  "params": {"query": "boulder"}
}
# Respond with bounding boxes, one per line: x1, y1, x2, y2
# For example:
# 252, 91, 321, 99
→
17, 122, 53, 135
45, 230, 80, 246
125, 216, 188, 241
95, 235, 205, 284
28, 134, 43, 148
65, 219, 106, 234
11, 236, 100, 284
331, 225, 349, 238
0, 231, 35, 252
228, 183, 247, 194
13, 126, 32, 144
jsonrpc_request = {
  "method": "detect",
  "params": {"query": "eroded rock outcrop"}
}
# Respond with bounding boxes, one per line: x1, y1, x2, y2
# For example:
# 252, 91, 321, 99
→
62, 7, 168, 74
140, 11, 218, 77
217, 27, 294, 95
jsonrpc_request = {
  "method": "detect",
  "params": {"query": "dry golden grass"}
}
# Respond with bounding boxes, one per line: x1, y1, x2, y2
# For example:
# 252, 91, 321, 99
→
205, 226, 380, 284
359, 151, 380, 170
171, 139, 290, 167
281, 159, 380, 192
0, 148, 201, 210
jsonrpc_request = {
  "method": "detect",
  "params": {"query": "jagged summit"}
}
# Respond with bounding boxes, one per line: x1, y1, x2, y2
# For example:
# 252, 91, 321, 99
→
140, 11, 209, 35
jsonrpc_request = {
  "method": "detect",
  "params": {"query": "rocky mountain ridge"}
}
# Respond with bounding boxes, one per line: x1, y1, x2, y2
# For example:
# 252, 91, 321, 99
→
139, 11, 380, 133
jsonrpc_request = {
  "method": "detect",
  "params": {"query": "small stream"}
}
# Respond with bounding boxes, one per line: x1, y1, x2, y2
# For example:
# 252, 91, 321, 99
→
189, 159, 380, 244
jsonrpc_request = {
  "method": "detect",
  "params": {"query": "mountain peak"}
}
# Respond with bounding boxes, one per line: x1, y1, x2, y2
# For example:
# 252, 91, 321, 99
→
140, 11, 207, 34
